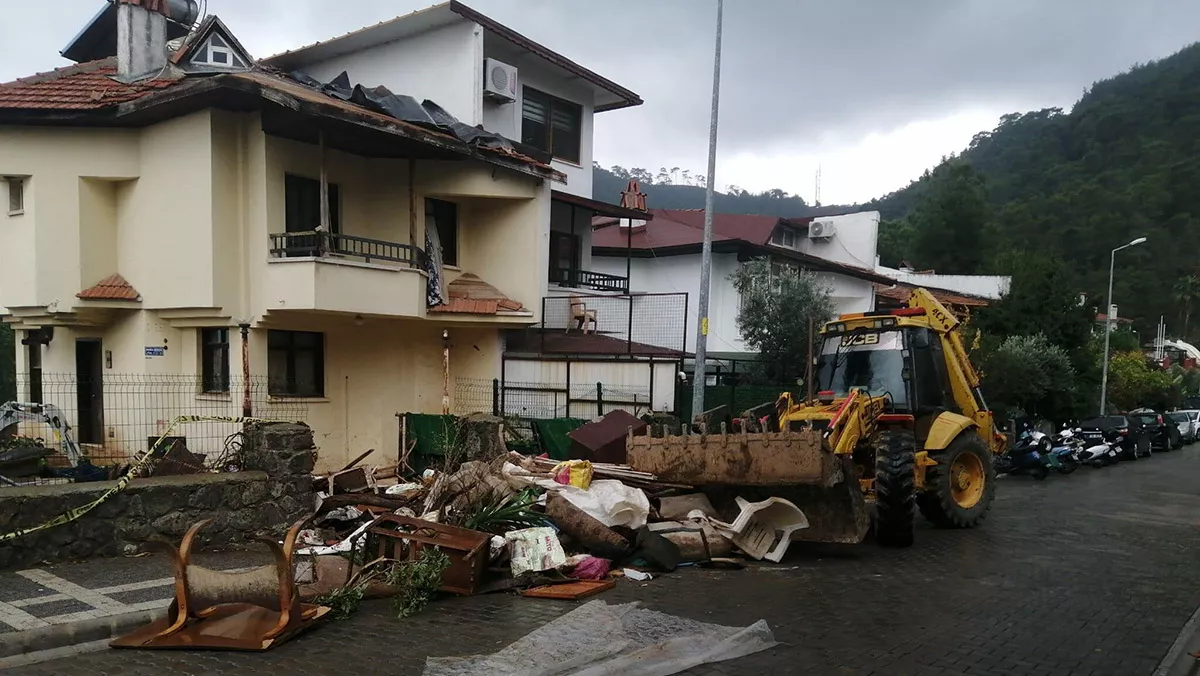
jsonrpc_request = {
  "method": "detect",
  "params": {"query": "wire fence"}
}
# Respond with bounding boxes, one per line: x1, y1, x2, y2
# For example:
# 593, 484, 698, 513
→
455, 377, 654, 420
540, 293, 689, 355
7, 373, 309, 473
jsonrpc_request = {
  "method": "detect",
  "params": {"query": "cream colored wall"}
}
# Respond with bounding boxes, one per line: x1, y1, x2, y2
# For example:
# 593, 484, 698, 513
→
457, 193, 550, 316
118, 111, 215, 310
0, 126, 139, 310
78, 179, 120, 294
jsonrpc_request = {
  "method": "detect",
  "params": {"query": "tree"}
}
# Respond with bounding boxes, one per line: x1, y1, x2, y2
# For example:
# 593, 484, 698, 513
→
730, 259, 836, 384
877, 219, 914, 267
979, 334, 1077, 421
973, 252, 1094, 353
905, 161, 989, 274
1106, 351, 1181, 412
1173, 274, 1200, 339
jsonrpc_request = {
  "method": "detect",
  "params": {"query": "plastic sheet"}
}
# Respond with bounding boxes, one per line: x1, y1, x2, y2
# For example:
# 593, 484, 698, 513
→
422, 600, 777, 676
506, 527, 567, 577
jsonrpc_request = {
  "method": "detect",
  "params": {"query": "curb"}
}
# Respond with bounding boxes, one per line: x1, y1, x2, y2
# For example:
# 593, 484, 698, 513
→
0, 608, 165, 665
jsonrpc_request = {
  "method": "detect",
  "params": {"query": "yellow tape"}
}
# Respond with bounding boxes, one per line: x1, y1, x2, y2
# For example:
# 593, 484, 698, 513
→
0, 415, 282, 542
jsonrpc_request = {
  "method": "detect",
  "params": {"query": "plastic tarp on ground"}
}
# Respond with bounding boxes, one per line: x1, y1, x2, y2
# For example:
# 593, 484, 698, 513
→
290, 70, 514, 151
423, 600, 777, 676
532, 418, 588, 461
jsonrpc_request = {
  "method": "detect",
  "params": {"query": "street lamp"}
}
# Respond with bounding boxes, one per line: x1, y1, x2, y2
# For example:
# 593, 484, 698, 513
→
1099, 236, 1148, 414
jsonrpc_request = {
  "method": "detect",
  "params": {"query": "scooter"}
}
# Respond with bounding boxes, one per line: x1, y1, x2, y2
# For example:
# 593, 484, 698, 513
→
995, 424, 1050, 480
1049, 427, 1083, 474
1078, 436, 1120, 468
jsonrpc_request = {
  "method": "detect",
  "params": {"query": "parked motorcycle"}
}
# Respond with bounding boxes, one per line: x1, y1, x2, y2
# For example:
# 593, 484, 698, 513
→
995, 424, 1050, 480
1048, 427, 1082, 475
1077, 435, 1120, 468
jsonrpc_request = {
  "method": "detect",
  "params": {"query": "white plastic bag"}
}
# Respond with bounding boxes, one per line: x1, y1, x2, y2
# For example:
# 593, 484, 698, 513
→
556, 480, 650, 530
505, 526, 567, 576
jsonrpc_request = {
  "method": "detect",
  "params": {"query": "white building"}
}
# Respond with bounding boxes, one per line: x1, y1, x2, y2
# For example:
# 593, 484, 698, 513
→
591, 209, 893, 359
875, 265, 1011, 300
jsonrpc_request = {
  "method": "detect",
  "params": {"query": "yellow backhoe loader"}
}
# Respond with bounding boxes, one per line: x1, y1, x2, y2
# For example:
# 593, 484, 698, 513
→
628, 287, 1004, 547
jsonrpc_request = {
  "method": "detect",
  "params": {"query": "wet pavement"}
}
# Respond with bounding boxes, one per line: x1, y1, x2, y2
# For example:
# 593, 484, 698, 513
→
8, 443, 1200, 675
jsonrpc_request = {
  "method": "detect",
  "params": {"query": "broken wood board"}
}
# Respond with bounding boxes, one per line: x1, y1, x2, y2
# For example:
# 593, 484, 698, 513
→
520, 579, 615, 600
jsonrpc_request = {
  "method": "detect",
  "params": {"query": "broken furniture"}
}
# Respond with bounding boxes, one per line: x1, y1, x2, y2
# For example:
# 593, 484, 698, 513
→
111, 518, 330, 651
568, 410, 648, 464
567, 294, 598, 334
350, 514, 490, 596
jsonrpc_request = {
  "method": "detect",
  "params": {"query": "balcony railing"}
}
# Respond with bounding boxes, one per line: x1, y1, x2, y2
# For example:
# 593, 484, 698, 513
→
549, 267, 629, 293
269, 231, 426, 268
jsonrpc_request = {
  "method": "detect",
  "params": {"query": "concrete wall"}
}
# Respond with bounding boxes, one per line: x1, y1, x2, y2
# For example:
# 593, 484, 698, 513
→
0, 423, 316, 569
298, 21, 483, 127
793, 211, 880, 271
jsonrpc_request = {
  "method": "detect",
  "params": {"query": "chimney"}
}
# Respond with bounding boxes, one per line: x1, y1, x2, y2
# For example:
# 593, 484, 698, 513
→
115, 0, 198, 80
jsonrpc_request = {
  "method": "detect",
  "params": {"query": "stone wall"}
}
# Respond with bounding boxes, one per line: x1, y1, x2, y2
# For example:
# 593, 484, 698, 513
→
0, 423, 317, 569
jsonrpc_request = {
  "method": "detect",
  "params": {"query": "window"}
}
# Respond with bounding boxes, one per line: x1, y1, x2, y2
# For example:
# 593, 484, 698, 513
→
285, 174, 340, 233
201, 328, 230, 393
6, 177, 23, 216
25, 337, 41, 404
425, 198, 459, 266
521, 87, 582, 164
549, 231, 581, 283
770, 227, 797, 249
191, 33, 249, 69
268, 330, 324, 397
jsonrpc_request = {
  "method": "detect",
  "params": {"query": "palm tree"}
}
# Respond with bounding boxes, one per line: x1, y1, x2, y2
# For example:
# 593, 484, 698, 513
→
1173, 274, 1200, 340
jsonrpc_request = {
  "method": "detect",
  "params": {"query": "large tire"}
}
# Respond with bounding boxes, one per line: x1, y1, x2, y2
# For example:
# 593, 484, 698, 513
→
874, 430, 916, 548
917, 432, 997, 529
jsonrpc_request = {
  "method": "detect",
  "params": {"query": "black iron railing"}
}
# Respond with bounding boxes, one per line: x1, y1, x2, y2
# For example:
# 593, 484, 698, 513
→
269, 232, 426, 268
549, 267, 629, 293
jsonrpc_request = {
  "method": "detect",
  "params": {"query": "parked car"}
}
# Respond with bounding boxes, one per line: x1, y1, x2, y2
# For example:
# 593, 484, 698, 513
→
1078, 415, 1151, 460
1128, 408, 1179, 451
1174, 409, 1200, 443
1166, 411, 1195, 446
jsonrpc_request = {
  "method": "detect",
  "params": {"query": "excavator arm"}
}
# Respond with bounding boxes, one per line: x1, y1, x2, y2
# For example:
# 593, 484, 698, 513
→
906, 288, 1004, 453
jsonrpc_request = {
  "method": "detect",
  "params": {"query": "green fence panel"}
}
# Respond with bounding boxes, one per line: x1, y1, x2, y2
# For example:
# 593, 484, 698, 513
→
531, 418, 588, 460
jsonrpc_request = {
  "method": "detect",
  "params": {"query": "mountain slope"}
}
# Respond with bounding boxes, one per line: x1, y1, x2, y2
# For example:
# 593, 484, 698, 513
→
870, 42, 1200, 331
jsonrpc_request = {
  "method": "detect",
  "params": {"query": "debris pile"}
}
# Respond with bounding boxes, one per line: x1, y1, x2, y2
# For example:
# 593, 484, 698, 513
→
298, 411, 810, 615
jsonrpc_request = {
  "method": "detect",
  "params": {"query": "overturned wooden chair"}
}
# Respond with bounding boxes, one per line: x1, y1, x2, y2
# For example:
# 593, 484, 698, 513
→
111, 517, 329, 651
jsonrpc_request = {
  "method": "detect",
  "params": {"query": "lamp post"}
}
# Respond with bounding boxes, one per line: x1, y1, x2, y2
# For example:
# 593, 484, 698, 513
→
1099, 236, 1148, 414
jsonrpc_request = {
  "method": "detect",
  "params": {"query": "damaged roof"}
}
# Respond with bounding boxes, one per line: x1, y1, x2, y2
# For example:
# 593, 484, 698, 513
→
430, 273, 529, 316
873, 282, 991, 308
263, 1, 642, 113
0, 50, 562, 183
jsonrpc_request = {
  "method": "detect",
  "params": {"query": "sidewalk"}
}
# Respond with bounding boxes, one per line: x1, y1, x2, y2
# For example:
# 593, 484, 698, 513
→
0, 548, 263, 637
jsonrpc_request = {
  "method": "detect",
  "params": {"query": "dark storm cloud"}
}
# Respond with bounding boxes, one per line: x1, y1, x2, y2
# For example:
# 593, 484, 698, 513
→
4, 0, 1199, 168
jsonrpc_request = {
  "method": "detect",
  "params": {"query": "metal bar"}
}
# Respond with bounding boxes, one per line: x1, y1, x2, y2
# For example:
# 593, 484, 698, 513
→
626, 295, 634, 356
691, 0, 723, 421
441, 330, 451, 415
492, 378, 500, 417
565, 357, 572, 419
239, 323, 251, 418
597, 382, 604, 417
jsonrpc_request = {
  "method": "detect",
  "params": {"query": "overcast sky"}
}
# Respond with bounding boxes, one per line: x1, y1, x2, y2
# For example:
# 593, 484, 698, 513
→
3, 1, 1198, 204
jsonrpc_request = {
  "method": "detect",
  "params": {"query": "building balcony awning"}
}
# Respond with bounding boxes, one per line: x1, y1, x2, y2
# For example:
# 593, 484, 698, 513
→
551, 190, 652, 221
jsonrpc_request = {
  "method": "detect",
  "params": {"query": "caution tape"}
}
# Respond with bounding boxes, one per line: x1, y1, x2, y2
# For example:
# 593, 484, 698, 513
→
0, 415, 281, 542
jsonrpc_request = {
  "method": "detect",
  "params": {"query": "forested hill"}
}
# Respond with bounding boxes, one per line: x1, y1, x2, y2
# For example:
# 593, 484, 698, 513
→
866, 41, 1200, 334
591, 164, 858, 218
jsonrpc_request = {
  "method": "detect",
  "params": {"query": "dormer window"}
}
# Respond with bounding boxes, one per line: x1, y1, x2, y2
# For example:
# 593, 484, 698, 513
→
192, 33, 248, 69
770, 226, 799, 249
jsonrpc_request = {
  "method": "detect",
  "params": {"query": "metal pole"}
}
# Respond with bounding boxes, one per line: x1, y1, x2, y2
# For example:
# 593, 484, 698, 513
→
1099, 248, 1116, 416
690, 0, 724, 421
441, 329, 450, 415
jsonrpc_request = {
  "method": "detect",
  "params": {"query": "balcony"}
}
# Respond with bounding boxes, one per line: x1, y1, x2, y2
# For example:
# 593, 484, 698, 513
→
548, 267, 629, 294
505, 292, 690, 358
266, 232, 428, 318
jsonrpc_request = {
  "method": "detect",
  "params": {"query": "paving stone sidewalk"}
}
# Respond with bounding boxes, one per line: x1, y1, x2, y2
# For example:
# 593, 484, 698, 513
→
7, 445, 1200, 675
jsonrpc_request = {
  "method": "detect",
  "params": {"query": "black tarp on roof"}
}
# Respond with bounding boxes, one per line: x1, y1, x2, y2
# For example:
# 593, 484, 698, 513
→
291, 70, 513, 151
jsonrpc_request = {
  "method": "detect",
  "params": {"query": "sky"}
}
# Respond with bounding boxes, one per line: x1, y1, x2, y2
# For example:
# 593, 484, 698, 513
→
3, 0, 1199, 205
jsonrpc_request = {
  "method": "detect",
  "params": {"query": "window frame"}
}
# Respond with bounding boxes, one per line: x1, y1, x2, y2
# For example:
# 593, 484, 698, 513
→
6, 176, 24, 216
521, 87, 583, 165
548, 231, 582, 284
267, 330, 325, 398
425, 198, 459, 267
200, 328, 231, 394
284, 173, 340, 234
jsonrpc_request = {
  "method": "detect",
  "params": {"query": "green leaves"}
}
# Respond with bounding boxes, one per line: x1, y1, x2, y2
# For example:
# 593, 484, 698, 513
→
979, 334, 1076, 420
729, 259, 836, 385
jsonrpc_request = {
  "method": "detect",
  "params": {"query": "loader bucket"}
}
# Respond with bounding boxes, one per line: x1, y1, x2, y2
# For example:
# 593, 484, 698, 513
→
627, 429, 870, 545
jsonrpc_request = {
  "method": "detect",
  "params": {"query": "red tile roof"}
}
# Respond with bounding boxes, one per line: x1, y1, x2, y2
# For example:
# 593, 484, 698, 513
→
0, 58, 182, 110
78, 274, 141, 301
430, 273, 526, 315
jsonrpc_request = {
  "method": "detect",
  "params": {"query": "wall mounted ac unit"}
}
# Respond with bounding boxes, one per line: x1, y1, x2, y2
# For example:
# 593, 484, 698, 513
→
484, 58, 518, 102
808, 220, 836, 240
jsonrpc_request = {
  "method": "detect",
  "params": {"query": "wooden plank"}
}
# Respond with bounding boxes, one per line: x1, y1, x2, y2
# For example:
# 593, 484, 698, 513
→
520, 579, 616, 600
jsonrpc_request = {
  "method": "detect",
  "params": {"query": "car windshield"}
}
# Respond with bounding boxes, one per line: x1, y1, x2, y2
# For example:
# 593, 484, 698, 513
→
1167, 412, 1189, 423
815, 330, 908, 409
1080, 416, 1127, 430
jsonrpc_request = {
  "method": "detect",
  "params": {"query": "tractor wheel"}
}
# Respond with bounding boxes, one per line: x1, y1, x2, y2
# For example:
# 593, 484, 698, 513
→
917, 432, 996, 529
874, 430, 916, 548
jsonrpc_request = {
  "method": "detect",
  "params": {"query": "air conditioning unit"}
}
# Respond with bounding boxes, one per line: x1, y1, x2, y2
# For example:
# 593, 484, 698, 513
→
483, 58, 518, 102
808, 219, 836, 240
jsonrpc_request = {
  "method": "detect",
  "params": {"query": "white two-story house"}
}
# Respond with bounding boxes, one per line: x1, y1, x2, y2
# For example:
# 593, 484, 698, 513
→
0, 1, 631, 471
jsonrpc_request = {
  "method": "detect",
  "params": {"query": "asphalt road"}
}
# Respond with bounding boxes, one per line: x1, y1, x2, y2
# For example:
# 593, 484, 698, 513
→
9, 443, 1200, 675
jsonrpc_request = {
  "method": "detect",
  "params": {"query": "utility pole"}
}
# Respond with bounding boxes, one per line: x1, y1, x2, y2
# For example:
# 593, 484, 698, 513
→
690, 0, 724, 422
1099, 236, 1147, 414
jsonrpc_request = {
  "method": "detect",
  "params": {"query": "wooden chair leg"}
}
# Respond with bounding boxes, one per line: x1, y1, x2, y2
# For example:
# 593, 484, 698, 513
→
153, 519, 211, 639
261, 517, 309, 640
